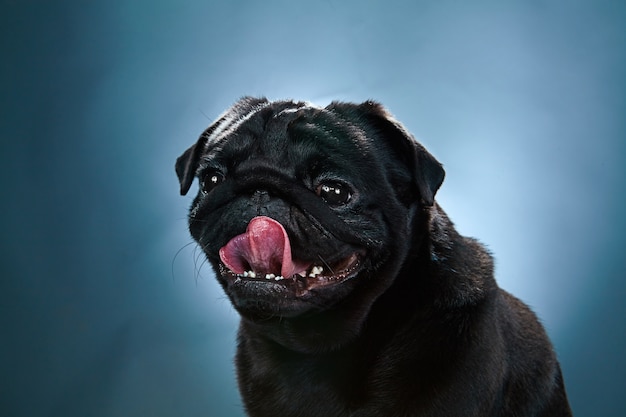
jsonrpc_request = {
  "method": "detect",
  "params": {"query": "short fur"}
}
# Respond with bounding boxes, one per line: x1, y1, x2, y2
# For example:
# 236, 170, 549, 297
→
176, 97, 572, 416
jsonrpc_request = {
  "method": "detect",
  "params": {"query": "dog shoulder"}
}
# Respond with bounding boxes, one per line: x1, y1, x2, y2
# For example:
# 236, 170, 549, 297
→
494, 290, 571, 415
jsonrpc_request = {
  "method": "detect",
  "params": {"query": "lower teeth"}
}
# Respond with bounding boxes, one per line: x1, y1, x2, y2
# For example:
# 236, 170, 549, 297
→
237, 265, 326, 281
308, 265, 323, 278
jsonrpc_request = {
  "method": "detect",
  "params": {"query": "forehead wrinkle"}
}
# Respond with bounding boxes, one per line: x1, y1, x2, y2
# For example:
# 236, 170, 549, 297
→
282, 110, 381, 186
206, 100, 315, 157
203, 101, 272, 154
290, 109, 373, 157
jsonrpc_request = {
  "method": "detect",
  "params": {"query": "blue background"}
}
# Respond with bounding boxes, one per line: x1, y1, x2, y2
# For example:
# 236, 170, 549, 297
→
2, 0, 624, 416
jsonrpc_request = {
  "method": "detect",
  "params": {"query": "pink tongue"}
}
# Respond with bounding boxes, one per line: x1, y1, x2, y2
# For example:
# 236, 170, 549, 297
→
219, 216, 311, 278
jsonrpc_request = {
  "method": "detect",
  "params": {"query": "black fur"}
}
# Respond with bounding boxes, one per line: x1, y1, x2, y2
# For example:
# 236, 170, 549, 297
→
176, 97, 572, 416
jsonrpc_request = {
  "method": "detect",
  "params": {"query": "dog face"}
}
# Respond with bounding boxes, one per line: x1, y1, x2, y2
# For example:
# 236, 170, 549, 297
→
176, 97, 444, 350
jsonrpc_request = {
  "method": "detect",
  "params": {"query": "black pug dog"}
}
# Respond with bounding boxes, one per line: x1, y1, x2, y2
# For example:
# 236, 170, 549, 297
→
176, 97, 572, 417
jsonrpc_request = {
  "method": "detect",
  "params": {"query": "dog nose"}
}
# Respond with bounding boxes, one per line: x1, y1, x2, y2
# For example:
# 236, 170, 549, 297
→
251, 189, 271, 205
251, 190, 272, 216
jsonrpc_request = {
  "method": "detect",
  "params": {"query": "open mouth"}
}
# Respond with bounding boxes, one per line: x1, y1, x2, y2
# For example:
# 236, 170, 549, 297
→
220, 252, 362, 291
218, 216, 363, 293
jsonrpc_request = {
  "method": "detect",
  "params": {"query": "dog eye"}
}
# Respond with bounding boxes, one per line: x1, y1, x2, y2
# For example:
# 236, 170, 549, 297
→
316, 182, 352, 206
201, 172, 225, 194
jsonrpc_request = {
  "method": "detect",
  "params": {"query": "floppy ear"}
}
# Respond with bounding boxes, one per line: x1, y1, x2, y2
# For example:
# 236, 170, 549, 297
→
327, 100, 445, 206
413, 143, 445, 207
176, 137, 207, 196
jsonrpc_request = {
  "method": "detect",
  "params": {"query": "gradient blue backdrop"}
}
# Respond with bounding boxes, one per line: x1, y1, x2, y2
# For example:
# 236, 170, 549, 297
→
2, 1, 624, 416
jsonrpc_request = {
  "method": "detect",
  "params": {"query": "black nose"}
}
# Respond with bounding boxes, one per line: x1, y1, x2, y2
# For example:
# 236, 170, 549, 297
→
251, 189, 270, 203
251, 189, 271, 216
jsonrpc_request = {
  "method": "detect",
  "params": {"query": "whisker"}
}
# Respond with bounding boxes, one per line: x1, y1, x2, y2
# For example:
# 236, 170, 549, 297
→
171, 241, 197, 281
317, 254, 335, 275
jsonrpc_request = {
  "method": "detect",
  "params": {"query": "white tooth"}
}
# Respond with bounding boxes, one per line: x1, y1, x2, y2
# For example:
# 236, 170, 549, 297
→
274, 276, 282, 281
266, 274, 276, 280
308, 266, 324, 278
243, 271, 249, 277
248, 271, 256, 278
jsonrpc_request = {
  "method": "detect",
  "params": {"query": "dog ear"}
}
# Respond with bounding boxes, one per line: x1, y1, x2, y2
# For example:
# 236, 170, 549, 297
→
176, 97, 270, 196
176, 138, 207, 196
327, 101, 445, 206
404, 136, 445, 207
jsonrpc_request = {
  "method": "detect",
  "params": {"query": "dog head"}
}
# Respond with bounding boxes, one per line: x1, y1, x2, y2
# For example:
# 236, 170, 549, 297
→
176, 97, 444, 351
